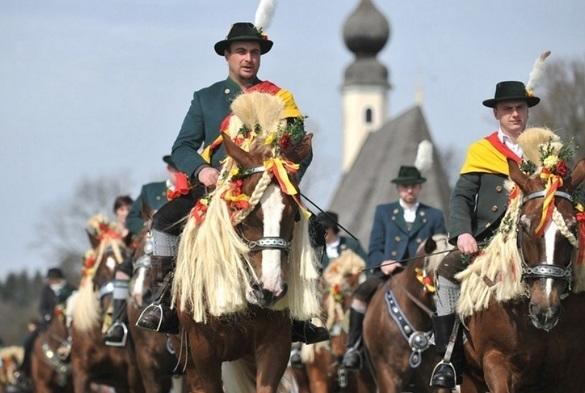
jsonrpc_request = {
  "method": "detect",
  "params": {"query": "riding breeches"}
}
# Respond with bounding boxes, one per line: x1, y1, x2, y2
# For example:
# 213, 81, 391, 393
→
152, 187, 205, 236
353, 271, 386, 303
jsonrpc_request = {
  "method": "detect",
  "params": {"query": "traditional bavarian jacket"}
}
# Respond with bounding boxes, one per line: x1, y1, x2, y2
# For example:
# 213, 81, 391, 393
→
449, 131, 522, 242
368, 201, 446, 270
126, 181, 169, 235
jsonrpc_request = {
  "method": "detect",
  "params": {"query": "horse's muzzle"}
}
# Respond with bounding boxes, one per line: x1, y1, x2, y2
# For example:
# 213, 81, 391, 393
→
529, 302, 561, 332
250, 282, 288, 308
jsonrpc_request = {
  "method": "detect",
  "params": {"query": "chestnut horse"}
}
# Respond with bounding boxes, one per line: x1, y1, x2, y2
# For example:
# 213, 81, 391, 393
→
459, 157, 585, 393
171, 91, 321, 392
70, 229, 144, 393
362, 235, 453, 393
30, 301, 75, 393
128, 217, 176, 393
293, 249, 374, 393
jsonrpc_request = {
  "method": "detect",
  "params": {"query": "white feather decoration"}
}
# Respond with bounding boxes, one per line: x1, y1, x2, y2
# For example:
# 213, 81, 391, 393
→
414, 140, 433, 173
254, 0, 277, 31
526, 51, 551, 94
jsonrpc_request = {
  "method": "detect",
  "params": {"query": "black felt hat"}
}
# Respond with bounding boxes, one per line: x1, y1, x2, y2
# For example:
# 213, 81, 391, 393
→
47, 268, 65, 280
214, 22, 273, 56
482, 81, 540, 108
162, 155, 177, 170
316, 211, 339, 231
391, 166, 426, 185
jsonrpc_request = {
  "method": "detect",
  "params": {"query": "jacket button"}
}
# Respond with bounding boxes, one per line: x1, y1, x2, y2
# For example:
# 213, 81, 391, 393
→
224, 88, 231, 94
496, 185, 503, 193
416, 238, 422, 243
395, 236, 401, 242
391, 251, 397, 256
491, 205, 498, 212
156, 196, 161, 200
393, 208, 399, 214
422, 218, 427, 223
391, 216, 396, 221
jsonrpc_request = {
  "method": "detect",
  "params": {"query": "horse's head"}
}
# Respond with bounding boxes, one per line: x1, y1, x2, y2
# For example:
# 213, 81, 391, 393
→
509, 158, 585, 331
222, 130, 313, 308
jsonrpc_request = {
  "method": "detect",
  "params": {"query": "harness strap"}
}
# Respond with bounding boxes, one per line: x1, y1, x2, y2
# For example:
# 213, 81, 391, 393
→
248, 237, 291, 251
523, 190, 573, 203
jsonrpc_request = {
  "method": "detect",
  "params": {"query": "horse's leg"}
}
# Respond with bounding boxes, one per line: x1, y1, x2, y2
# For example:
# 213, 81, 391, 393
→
460, 375, 484, 393
373, 357, 402, 393
72, 370, 90, 393
482, 351, 512, 393
305, 349, 330, 393
186, 361, 223, 393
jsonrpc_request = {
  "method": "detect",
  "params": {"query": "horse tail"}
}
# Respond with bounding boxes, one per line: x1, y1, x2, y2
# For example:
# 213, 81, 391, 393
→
72, 279, 100, 332
221, 359, 298, 393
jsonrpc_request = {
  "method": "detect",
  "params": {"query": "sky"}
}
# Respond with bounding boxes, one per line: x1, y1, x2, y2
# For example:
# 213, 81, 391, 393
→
1, 0, 584, 276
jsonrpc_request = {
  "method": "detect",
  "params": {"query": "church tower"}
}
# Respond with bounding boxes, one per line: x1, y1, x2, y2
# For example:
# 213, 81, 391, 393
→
341, 0, 390, 172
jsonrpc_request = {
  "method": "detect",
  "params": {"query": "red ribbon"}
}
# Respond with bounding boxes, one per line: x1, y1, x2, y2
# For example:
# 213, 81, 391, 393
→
167, 172, 190, 201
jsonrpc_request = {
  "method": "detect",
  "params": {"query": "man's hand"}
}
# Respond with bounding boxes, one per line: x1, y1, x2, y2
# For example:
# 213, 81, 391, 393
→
380, 260, 400, 275
457, 233, 478, 255
198, 167, 219, 187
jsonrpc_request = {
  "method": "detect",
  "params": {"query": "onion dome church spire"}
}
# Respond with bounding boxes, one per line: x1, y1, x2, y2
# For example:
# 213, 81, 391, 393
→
341, 0, 391, 171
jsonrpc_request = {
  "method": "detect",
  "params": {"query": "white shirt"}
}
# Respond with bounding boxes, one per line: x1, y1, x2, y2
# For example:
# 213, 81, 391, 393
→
399, 199, 419, 223
326, 237, 341, 259
498, 128, 523, 158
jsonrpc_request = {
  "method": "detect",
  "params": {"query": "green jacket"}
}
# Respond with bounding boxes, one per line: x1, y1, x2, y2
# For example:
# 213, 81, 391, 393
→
321, 236, 368, 270
449, 172, 508, 242
126, 181, 168, 235
172, 78, 243, 178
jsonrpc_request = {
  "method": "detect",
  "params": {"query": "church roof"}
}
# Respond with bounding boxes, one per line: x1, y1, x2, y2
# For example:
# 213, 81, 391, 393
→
328, 105, 451, 247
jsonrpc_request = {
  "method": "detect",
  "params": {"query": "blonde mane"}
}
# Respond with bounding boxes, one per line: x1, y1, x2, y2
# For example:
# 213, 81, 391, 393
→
173, 92, 320, 323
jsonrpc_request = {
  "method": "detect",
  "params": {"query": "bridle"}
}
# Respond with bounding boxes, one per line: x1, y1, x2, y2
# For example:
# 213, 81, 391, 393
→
518, 189, 576, 286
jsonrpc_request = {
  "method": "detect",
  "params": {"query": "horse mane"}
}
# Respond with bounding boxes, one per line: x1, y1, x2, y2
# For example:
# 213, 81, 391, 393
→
173, 92, 320, 322
72, 236, 125, 332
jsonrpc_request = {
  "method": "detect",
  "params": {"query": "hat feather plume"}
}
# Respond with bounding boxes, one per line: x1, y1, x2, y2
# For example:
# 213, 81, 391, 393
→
526, 51, 551, 93
414, 140, 433, 173
254, 0, 277, 31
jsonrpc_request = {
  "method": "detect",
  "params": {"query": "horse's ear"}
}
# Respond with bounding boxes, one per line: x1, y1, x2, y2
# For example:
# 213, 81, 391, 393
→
508, 158, 530, 193
424, 236, 437, 254
222, 132, 255, 168
570, 158, 585, 189
283, 133, 313, 164
141, 201, 153, 222
86, 230, 100, 249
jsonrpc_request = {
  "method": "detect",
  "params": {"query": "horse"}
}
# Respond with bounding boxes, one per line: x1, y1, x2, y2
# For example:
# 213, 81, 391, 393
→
70, 221, 144, 393
362, 234, 454, 393
456, 151, 585, 393
30, 299, 76, 393
127, 210, 176, 393
171, 90, 322, 392
292, 248, 374, 393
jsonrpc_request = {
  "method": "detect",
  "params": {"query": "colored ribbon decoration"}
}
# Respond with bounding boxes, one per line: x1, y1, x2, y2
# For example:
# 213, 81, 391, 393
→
167, 172, 190, 201
263, 157, 311, 219
415, 268, 436, 293
201, 135, 224, 164
576, 203, 585, 265
534, 171, 563, 236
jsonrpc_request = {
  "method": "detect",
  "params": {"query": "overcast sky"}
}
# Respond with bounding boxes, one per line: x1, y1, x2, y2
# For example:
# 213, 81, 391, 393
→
1, 0, 584, 276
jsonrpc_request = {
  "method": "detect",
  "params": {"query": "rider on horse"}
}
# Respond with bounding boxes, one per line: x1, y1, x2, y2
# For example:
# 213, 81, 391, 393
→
104, 156, 180, 346
429, 81, 541, 388
135, 22, 329, 344
342, 166, 447, 370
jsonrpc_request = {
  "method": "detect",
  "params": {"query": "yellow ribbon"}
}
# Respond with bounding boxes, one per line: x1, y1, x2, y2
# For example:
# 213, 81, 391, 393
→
263, 157, 311, 219
201, 135, 224, 164
535, 171, 563, 236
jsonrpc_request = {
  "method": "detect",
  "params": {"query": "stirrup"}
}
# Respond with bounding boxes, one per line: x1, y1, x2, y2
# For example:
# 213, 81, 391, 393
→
430, 360, 457, 389
342, 347, 363, 370
136, 302, 164, 332
104, 321, 128, 347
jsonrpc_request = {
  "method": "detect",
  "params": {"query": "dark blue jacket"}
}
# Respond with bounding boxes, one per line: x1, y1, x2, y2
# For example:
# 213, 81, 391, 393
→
368, 202, 446, 270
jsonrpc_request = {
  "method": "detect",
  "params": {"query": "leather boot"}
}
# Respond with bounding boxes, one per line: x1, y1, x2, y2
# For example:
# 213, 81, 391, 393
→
136, 256, 179, 334
341, 308, 365, 370
430, 313, 463, 388
103, 299, 128, 347
291, 319, 330, 344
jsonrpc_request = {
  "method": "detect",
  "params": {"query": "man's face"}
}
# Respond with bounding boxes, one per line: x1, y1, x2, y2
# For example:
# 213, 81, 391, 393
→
115, 205, 130, 221
494, 100, 529, 137
397, 184, 422, 205
225, 41, 261, 84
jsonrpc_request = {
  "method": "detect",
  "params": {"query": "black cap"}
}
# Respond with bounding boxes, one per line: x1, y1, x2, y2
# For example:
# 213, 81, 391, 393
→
47, 268, 64, 280
316, 211, 340, 233
214, 22, 273, 56
482, 81, 540, 108
391, 166, 426, 186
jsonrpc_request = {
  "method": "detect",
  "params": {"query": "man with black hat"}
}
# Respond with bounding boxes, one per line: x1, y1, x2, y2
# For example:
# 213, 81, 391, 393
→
317, 211, 367, 270
103, 155, 179, 346
135, 22, 326, 345
342, 166, 446, 370
429, 81, 540, 388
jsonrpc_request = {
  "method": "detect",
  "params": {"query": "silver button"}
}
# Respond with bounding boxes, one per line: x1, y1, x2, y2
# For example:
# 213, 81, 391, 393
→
224, 88, 230, 94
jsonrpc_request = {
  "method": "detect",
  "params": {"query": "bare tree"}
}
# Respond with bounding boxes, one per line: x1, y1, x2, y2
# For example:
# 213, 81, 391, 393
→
531, 56, 585, 158
31, 175, 132, 278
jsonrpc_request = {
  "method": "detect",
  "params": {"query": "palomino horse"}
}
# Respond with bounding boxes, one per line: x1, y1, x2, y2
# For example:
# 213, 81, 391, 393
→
457, 153, 585, 393
128, 216, 176, 393
171, 90, 321, 392
293, 249, 374, 393
362, 235, 453, 393
30, 300, 75, 393
70, 223, 144, 393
